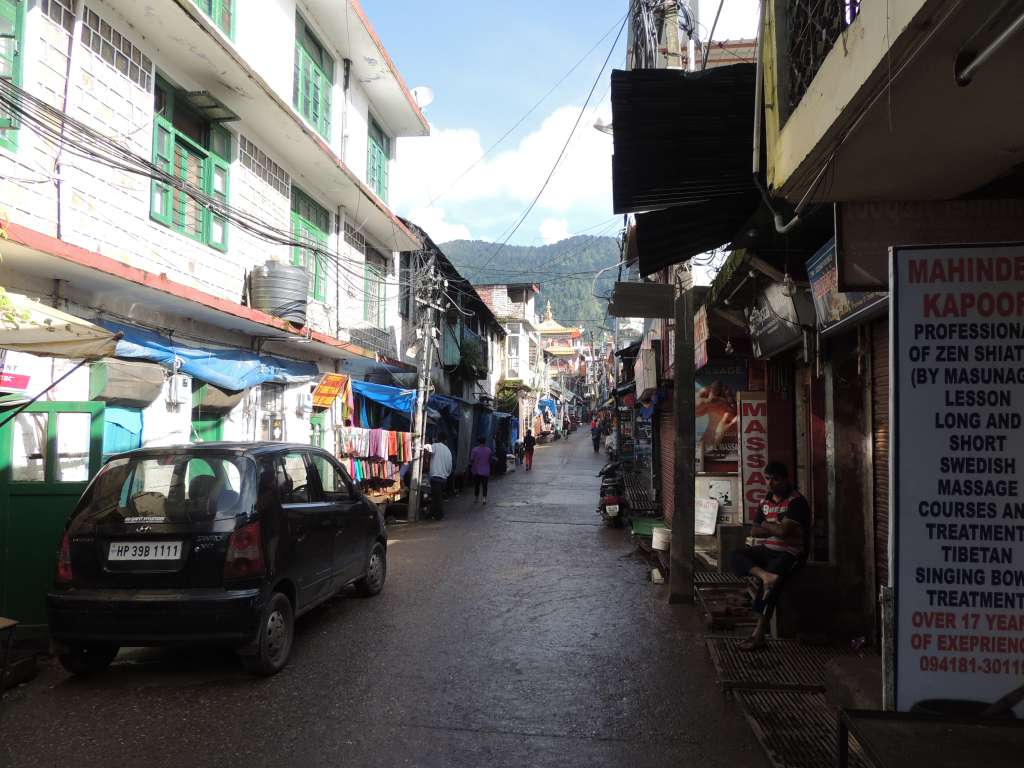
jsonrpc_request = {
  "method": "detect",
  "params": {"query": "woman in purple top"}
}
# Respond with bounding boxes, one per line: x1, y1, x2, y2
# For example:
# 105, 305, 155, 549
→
469, 437, 493, 504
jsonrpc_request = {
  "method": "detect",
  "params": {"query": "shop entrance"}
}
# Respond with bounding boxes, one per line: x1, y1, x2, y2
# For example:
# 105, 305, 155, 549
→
310, 411, 326, 448
0, 401, 104, 630
191, 414, 224, 443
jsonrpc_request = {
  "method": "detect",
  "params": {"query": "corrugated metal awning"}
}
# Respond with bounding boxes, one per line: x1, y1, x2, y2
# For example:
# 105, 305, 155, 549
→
635, 196, 759, 276
611, 64, 757, 214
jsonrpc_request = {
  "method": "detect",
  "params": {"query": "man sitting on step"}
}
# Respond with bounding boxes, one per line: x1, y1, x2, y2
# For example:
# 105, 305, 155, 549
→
729, 461, 810, 651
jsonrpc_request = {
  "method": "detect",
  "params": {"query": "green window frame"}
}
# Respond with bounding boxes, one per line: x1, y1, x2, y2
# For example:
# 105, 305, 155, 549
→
0, 0, 25, 152
291, 187, 329, 303
363, 250, 386, 327
150, 79, 230, 251
193, 0, 234, 38
293, 15, 333, 141
367, 117, 390, 202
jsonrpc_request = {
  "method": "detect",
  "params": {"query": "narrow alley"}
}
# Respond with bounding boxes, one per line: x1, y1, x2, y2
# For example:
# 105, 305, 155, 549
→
0, 433, 763, 768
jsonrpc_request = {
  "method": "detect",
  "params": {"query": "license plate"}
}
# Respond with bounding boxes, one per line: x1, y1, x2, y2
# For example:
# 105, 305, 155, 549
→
108, 541, 182, 561
605, 505, 620, 516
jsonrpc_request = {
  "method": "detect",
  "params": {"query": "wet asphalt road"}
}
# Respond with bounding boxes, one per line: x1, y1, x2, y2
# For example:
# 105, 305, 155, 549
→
0, 433, 765, 768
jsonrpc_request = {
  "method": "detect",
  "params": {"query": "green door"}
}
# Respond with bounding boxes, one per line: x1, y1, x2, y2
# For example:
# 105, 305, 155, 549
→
310, 411, 325, 448
191, 414, 224, 443
0, 401, 104, 631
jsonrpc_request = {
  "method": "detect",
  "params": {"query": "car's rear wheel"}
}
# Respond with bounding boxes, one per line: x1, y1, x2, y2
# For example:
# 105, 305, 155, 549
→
355, 542, 386, 597
58, 643, 119, 675
239, 591, 294, 676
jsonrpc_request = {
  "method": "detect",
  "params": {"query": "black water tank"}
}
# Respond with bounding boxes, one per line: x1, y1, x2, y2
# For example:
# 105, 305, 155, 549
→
250, 261, 309, 325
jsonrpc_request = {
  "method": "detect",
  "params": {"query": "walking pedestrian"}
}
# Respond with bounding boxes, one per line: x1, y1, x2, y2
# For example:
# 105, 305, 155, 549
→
469, 437, 493, 504
424, 441, 452, 520
523, 429, 536, 471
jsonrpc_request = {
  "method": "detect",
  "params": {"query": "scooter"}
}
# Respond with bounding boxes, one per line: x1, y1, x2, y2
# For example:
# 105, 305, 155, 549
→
596, 461, 625, 527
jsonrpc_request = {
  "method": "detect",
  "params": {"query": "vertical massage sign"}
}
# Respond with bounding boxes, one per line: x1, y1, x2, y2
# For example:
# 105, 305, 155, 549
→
893, 243, 1024, 714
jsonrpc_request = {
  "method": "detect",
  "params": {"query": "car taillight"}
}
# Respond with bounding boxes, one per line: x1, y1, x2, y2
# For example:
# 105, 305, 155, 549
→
602, 495, 622, 506
56, 531, 73, 585
224, 520, 265, 580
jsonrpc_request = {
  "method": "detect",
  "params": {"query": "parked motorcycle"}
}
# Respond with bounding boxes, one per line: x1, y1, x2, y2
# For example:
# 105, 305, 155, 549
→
596, 461, 626, 527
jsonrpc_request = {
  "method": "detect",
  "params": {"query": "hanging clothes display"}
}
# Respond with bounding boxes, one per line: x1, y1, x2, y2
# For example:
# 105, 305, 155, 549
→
336, 424, 412, 492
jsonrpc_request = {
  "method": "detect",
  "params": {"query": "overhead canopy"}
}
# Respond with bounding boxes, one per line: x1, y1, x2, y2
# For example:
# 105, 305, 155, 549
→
0, 293, 119, 359
351, 379, 416, 414
102, 320, 318, 391
635, 196, 759, 276
611, 64, 760, 274
611, 64, 757, 214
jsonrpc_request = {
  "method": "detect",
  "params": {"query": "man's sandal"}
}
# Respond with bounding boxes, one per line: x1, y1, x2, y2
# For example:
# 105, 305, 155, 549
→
737, 638, 768, 652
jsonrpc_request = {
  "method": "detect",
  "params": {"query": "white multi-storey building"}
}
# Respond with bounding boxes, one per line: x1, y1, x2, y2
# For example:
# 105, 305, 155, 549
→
0, 2, 429, 630
0, 0, 427, 454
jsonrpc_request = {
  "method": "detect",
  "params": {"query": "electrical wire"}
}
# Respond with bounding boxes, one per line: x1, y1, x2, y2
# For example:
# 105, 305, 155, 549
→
424, 11, 628, 208
466, 13, 629, 278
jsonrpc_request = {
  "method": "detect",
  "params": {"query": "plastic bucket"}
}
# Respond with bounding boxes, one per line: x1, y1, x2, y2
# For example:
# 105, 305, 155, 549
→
652, 526, 671, 551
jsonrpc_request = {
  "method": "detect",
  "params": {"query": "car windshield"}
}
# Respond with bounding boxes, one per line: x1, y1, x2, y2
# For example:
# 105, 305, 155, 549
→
74, 453, 256, 524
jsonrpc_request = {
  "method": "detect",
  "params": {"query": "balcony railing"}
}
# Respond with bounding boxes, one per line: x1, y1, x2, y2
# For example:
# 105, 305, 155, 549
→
786, 0, 862, 115
463, 328, 489, 379
349, 324, 397, 359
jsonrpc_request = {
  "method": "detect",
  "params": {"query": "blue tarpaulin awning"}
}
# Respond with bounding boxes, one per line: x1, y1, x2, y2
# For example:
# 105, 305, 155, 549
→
351, 380, 416, 414
102, 321, 319, 391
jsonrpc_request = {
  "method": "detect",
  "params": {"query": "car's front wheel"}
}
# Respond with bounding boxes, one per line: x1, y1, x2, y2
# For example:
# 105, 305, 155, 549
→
239, 591, 294, 676
58, 643, 119, 675
355, 542, 386, 597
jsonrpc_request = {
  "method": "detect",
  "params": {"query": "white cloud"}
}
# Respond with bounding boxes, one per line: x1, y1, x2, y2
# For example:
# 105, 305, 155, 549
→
539, 217, 570, 244
391, 102, 614, 241
699, 0, 760, 40
406, 205, 473, 244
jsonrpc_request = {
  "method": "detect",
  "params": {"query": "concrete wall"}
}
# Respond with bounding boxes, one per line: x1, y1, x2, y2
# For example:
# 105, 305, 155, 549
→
0, 2, 405, 349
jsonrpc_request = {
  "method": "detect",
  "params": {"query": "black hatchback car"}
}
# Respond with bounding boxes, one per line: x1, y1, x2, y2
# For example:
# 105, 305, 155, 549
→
48, 442, 387, 676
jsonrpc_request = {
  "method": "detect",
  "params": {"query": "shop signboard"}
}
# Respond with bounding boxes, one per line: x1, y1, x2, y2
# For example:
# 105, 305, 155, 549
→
694, 305, 709, 370
311, 373, 347, 409
746, 282, 815, 359
737, 391, 768, 523
806, 239, 887, 334
892, 242, 1024, 716
695, 362, 745, 465
836, 199, 1024, 291
0, 363, 30, 393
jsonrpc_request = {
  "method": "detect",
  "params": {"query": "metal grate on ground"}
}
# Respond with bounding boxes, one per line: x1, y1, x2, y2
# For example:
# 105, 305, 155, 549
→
695, 572, 746, 586
706, 636, 859, 691
734, 689, 870, 768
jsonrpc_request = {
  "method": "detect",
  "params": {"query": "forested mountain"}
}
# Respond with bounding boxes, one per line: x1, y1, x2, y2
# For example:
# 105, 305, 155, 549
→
440, 235, 621, 334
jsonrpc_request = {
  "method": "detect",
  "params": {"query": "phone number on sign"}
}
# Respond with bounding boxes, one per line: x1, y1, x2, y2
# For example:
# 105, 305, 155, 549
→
919, 655, 1024, 675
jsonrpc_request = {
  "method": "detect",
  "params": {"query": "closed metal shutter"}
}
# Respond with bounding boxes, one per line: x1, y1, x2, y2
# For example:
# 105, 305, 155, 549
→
871, 318, 890, 587
660, 409, 675, 527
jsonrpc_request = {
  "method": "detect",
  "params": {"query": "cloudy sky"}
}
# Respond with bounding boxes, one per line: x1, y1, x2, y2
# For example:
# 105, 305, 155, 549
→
366, 0, 760, 245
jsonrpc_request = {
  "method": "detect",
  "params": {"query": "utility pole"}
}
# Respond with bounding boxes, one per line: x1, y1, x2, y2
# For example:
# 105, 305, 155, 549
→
661, 1, 684, 70
669, 280, 695, 603
408, 252, 443, 522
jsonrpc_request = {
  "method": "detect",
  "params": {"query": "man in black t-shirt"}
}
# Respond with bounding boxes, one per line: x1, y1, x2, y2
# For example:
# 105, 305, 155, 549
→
730, 461, 810, 650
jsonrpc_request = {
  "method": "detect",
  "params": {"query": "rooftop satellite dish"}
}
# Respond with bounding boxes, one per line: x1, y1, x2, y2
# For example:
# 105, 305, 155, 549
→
409, 86, 434, 109
411, 86, 434, 109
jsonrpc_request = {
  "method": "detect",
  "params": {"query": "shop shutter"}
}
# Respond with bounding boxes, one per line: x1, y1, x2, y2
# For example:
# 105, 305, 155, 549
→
871, 318, 890, 587
660, 408, 675, 527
